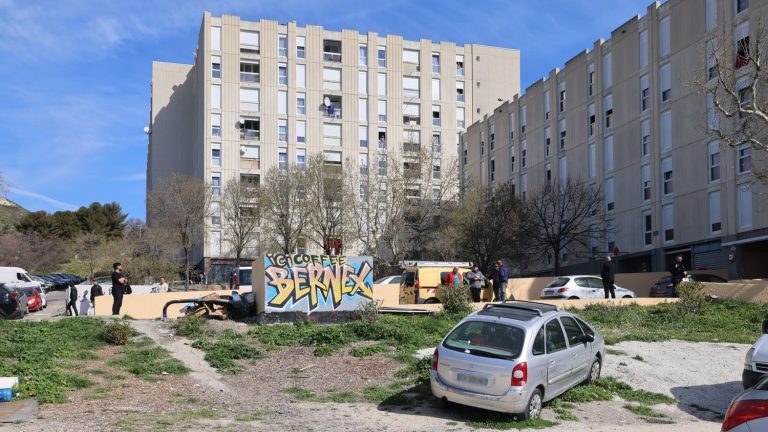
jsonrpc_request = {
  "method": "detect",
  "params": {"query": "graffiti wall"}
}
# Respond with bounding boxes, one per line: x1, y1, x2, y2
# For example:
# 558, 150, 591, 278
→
256, 254, 374, 314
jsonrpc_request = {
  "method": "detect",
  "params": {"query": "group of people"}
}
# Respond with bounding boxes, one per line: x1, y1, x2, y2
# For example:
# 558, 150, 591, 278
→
600, 253, 688, 298
445, 260, 512, 303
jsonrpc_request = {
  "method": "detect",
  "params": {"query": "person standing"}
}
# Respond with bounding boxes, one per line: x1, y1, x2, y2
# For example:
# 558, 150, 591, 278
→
111, 262, 128, 315
444, 267, 463, 287
89, 282, 103, 314
669, 255, 687, 296
491, 260, 511, 302
600, 256, 616, 299
466, 265, 484, 302
158, 277, 169, 293
65, 283, 79, 316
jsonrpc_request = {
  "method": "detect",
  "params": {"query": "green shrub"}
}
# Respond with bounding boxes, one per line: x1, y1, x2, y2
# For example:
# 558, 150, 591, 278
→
675, 281, 707, 315
190, 330, 263, 374
172, 315, 209, 338
355, 299, 382, 324
101, 321, 134, 345
440, 284, 473, 316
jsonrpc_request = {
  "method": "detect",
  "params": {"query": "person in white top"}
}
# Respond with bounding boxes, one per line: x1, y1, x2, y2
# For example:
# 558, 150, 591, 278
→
158, 277, 169, 293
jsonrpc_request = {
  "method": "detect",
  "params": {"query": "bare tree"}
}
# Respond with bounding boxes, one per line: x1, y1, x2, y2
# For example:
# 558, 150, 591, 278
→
0, 232, 69, 272
75, 233, 102, 282
695, 18, 768, 180
523, 179, 605, 276
259, 163, 311, 254
147, 174, 211, 290
304, 155, 357, 254
220, 177, 261, 268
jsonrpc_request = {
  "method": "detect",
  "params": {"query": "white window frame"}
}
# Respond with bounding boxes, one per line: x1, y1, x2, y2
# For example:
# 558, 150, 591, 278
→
708, 141, 720, 182
662, 204, 674, 242
709, 191, 722, 233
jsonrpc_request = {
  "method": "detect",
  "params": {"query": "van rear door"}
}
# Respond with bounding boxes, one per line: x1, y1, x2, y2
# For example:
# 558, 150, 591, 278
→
399, 271, 416, 304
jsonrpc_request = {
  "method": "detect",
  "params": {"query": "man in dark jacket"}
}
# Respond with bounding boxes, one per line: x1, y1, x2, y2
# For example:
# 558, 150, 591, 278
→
490, 260, 511, 302
600, 256, 616, 299
66, 283, 79, 316
111, 262, 128, 315
669, 255, 687, 296
90, 282, 103, 305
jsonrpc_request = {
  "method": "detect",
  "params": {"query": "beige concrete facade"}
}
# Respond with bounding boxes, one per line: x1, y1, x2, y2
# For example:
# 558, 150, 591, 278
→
147, 13, 520, 282
463, 0, 768, 279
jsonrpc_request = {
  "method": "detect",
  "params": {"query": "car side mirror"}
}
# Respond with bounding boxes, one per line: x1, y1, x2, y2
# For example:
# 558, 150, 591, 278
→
763, 319, 768, 334
582, 334, 595, 343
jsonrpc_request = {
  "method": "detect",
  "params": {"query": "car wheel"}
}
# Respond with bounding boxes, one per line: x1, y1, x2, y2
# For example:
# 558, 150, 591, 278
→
518, 388, 543, 421
583, 358, 601, 385
424, 298, 440, 304
568, 296, 580, 300
622, 295, 632, 299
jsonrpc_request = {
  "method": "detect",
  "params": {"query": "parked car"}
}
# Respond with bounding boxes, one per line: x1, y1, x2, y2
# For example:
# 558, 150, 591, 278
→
28, 275, 52, 292
430, 301, 605, 420
649, 273, 728, 298
722, 374, 768, 431
742, 320, 768, 389
374, 275, 402, 285
0, 283, 26, 320
540, 276, 636, 300
33, 285, 47, 309
400, 261, 487, 304
20, 287, 43, 312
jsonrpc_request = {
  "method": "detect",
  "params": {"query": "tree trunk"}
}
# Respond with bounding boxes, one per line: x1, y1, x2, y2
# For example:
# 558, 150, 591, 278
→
183, 248, 190, 291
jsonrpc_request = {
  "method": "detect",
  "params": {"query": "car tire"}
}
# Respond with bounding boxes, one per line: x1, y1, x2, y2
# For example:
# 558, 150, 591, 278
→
583, 358, 601, 385
424, 298, 440, 304
517, 388, 543, 421
568, 296, 580, 300
622, 295, 632, 299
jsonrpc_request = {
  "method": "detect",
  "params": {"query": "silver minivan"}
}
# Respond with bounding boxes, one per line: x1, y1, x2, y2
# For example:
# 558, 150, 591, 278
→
430, 301, 605, 420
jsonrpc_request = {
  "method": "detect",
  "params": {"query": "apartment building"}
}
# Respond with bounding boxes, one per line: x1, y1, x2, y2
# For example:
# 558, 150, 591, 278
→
147, 13, 520, 281
462, 0, 768, 278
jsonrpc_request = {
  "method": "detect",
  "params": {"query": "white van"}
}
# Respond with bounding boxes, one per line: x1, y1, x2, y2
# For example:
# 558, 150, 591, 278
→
0, 267, 42, 290
238, 266, 252, 291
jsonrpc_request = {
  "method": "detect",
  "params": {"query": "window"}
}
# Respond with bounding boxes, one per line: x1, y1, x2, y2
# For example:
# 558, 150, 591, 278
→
296, 36, 305, 59
456, 81, 464, 102
297, 93, 306, 115
278, 63, 288, 86
403, 76, 420, 98
509, 112, 515, 140
489, 157, 495, 182
322, 39, 342, 62
432, 105, 441, 126
520, 105, 527, 134
480, 131, 485, 156
520, 173, 527, 200
377, 73, 387, 96
432, 53, 440, 73
359, 44, 368, 66
403, 103, 420, 125
545, 319, 567, 353
278, 119, 287, 142
278, 90, 287, 114
587, 63, 595, 96
643, 211, 652, 246
604, 136, 614, 172
211, 84, 221, 109
323, 67, 341, 90
641, 119, 650, 156
545, 127, 551, 157
509, 145, 515, 173
378, 46, 386, 67
211, 26, 221, 51
432, 133, 441, 153
660, 63, 671, 102
457, 107, 465, 128
662, 204, 674, 242
559, 157, 567, 188
240, 30, 259, 53
660, 110, 671, 151
605, 178, 615, 212
521, 140, 527, 168
642, 164, 651, 201
358, 98, 368, 122
738, 144, 752, 173
296, 64, 306, 88
403, 130, 421, 152
296, 120, 306, 143
544, 90, 551, 120
434, 158, 442, 180
558, 82, 566, 112
278, 35, 287, 57
240, 144, 260, 160
737, 0, 749, 14
211, 113, 221, 137
211, 144, 221, 167
707, 38, 718, 80
545, 163, 552, 184
709, 141, 720, 181
240, 61, 259, 82
588, 103, 596, 137
296, 149, 306, 170
489, 123, 495, 150
738, 80, 753, 116
707, 0, 717, 31
378, 158, 387, 176
377, 100, 387, 122
359, 182, 369, 201
209, 231, 221, 256
241, 174, 260, 189
660, 17, 670, 57
403, 49, 419, 66
561, 316, 586, 346
211, 55, 221, 79
640, 75, 649, 111
588, 143, 596, 178
559, 118, 566, 149
240, 87, 259, 111
603, 51, 612, 89
358, 71, 368, 94
323, 123, 341, 146
604, 94, 613, 129
662, 157, 673, 195
432, 78, 440, 101
456, 54, 464, 76
709, 191, 722, 233
378, 127, 387, 149
359, 153, 369, 175
359, 126, 368, 148
278, 148, 288, 169
738, 184, 752, 228
639, 30, 648, 69
240, 118, 260, 140
211, 175, 221, 195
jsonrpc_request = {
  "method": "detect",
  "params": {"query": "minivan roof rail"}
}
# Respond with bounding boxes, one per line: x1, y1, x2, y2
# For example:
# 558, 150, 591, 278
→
482, 301, 560, 317
398, 261, 473, 267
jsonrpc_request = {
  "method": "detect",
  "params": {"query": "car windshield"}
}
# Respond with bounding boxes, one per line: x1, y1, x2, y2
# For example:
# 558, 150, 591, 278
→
374, 276, 392, 284
21, 288, 35, 296
443, 320, 525, 360
546, 277, 570, 288
238, 269, 252, 286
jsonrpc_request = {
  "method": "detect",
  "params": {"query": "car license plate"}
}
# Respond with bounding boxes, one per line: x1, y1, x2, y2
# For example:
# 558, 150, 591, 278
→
543, 289, 554, 295
457, 373, 488, 386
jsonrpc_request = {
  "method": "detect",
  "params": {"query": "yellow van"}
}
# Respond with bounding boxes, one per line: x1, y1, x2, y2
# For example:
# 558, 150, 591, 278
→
398, 261, 494, 304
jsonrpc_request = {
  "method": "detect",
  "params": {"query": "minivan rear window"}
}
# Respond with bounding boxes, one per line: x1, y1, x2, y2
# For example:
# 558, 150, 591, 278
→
403, 272, 415, 286
546, 277, 570, 288
443, 321, 525, 360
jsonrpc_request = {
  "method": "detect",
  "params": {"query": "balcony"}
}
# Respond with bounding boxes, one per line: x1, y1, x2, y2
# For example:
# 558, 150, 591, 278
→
240, 71, 259, 83
403, 142, 421, 152
322, 95, 343, 119
241, 129, 260, 140
403, 115, 420, 126
240, 45, 260, 54
323, 40, 342, 62
239, 158, 261, 170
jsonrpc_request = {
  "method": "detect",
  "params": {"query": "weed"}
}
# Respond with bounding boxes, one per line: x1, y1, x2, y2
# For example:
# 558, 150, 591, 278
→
464, 411, 558, 429
689, 403, 715, 413
619, 362, 628, 366
235, 412, 264, 422
549, 399, 578, 422
283, 386, 325, 402
675, 281, 707, 315
356, 299, 383, 323
329, 391, 358, 403
101, 321, 134, 346
108, 347, 189, 378
559, 383, 613, 403
172, 316, 210, 338
624, 403, 667, 418
606, 349, 626, 356
85, 386, 112, 400
440, 284, 473, 317
596, 377, 675, 405
632, 355, 645, 362
362, 382, 410, 404
350, 343, 389, 357
190, 330, 263, 375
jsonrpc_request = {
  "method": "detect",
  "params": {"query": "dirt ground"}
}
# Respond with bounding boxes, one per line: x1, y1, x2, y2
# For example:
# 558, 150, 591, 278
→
3, 320, 747, 432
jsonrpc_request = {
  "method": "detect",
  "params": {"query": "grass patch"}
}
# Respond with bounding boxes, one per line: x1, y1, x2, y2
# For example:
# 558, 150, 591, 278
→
282, 386, 326, 402
84, 386, 112, 400
235, 412, 264, 422
549, 399, 578, 421
108, 346, 189, 379
329, 391, 358, 403
632, 355, 645, 362
606, 349, 626, 356
464, 411, 558, 430
596, 377, 675, 405
350, 343, 389, 357
624, 403, 667, 418
172, 316, 210, 339
362, 382, 411, 404
190, 330, 263, 375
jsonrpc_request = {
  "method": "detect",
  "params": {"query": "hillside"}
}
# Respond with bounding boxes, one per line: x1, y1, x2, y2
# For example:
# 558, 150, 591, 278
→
0, 197, 28, 233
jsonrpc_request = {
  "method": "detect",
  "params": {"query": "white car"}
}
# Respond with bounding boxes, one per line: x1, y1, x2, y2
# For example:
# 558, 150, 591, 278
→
540, 275, 636, 300
374, 275, 402, 285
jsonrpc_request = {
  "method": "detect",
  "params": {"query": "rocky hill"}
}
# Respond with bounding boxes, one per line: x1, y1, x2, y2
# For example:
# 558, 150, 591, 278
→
0, 197, 28, 233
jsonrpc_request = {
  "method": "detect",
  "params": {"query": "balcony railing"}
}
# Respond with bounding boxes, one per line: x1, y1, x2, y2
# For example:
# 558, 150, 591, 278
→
322, 108, 342, 119
240, 72, 260, 83
403, 143, 421, 152
403, 116, 420, 125
239, 158, 261, 170
241, 129, 260, 140
240, 45, 260, 54
323, 52, 342, 62
360, 166, 369, 175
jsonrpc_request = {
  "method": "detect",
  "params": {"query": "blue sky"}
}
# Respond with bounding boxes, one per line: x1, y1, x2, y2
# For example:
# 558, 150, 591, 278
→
0, 0, 650, 220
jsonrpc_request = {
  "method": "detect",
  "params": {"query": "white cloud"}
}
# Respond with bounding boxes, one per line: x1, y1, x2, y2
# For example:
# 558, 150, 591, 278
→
9, 187, 78, 211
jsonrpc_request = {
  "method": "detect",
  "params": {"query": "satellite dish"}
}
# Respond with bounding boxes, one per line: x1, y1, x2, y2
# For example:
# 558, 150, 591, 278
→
143, 126, 151, 135
236, 118, 245, 128
240, 146, 247, 154
323, 97, 331, 107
